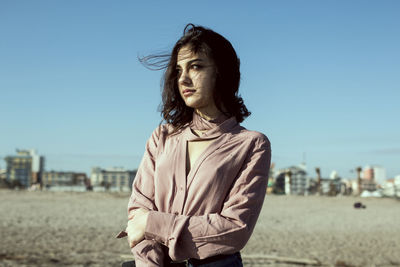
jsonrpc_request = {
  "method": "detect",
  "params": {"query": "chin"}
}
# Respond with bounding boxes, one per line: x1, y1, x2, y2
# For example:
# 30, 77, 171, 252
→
183, 100, 201, 109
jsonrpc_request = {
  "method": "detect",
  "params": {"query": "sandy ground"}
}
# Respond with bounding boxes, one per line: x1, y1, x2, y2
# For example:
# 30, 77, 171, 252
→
0, 190, 399, 267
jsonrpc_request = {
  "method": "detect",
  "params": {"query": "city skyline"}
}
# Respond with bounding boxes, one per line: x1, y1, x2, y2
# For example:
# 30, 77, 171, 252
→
1, 1, 399, 178
0, 148, 395, 181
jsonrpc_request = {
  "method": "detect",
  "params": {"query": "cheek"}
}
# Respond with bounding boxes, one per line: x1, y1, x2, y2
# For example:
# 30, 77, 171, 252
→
198, 73, 216, 92
205, 76, 216, 98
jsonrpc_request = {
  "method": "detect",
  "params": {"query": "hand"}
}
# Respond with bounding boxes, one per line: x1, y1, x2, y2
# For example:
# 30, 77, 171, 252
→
126, 208, 149, 248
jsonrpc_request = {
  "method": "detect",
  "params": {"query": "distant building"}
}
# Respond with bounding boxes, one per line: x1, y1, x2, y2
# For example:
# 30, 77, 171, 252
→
350, 178, 378, 194
363, 165, 386, 185
382, 175, 400, 197
4, 149, 45, 188
42, 171, 87, 187
363, 166, 374, 180
373, 166, 386, 185
361, 178, 378, 192
319, 177, 343, 195
31, 150, 45, 185
274, 164, 310, 195
90, 167, 136, 191
0, 169, 6, 180
329, 170, 340, 179
0, 169, 7, 188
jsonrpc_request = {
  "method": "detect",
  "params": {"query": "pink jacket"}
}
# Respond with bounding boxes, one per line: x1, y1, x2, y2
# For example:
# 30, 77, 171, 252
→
127, 114, 271, 266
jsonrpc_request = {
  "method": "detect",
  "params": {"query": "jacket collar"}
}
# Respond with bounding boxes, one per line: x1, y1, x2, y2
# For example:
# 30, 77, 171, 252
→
185, 111, 238, 141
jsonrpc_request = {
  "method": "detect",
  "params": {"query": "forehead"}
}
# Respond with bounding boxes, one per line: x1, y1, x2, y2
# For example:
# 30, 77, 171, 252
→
177, 46, 211, 64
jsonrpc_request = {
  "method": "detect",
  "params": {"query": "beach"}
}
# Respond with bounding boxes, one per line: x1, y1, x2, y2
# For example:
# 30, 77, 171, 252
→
1, 190, 399, 266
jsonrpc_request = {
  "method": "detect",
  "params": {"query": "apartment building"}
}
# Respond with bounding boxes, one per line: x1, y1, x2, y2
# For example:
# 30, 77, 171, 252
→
5, 149, 45, 187
90, 167, 136, 191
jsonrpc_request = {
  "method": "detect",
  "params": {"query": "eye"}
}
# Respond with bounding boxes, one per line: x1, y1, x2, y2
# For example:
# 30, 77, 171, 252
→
191, 64, 202, 70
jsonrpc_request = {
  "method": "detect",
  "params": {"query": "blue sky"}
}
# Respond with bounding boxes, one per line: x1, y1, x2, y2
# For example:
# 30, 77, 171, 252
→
1, 0, 399, 178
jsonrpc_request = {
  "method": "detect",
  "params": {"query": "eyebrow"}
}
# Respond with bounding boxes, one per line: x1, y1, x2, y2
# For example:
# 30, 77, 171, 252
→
176, 58, 204, 67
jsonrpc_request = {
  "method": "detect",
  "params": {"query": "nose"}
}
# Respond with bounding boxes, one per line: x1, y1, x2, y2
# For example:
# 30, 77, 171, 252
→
178, 69, 191, 86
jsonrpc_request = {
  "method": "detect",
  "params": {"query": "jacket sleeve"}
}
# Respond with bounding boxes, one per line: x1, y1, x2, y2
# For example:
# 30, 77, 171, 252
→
144, 136, 271, 261
127, 125, 163, 214
127, 125, 166, 267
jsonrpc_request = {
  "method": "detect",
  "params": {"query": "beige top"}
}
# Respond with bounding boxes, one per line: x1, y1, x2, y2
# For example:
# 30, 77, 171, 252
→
127, 112, 271, 266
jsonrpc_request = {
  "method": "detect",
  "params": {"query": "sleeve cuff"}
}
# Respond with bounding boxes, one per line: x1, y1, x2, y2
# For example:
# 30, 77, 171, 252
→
144, 211, 177, 246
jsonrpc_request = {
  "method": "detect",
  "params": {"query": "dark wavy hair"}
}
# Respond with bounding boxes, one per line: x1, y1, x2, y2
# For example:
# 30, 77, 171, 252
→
140, 23, 251, 131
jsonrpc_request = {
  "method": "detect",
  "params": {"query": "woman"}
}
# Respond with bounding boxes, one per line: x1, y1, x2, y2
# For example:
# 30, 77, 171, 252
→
120, 24, 271, 266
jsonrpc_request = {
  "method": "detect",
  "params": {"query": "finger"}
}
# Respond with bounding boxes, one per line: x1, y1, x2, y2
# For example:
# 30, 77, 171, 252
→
129, 237, 138, 248
127, 229, 138, 247
127, 233, 134, 247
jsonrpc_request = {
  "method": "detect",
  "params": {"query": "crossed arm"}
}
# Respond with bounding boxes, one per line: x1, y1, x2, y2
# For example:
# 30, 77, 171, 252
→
125, 127, 271, 264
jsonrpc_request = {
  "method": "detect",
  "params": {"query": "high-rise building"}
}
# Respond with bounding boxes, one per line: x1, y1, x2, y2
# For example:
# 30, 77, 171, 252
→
5, 149, 45, 188
30, 149, 45, 184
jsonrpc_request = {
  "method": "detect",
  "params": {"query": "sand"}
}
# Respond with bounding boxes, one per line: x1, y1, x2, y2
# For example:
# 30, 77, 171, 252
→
0, 190, 399, 266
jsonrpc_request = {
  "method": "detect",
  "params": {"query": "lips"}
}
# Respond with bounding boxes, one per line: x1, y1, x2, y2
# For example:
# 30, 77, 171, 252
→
182, 89, 195, 97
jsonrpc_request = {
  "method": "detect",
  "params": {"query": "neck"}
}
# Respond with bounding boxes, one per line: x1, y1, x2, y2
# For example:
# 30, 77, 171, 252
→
195, 108, 222, 121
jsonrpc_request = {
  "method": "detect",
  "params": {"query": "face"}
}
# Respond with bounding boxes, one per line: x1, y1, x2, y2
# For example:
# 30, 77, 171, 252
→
176, 45, 218, 114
